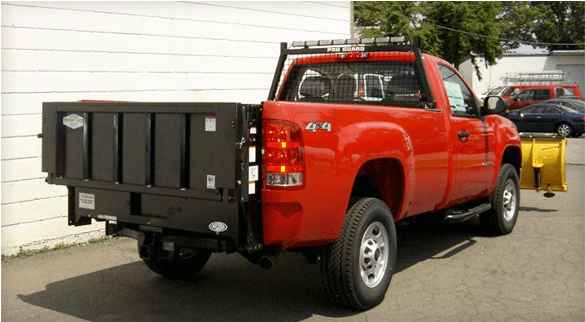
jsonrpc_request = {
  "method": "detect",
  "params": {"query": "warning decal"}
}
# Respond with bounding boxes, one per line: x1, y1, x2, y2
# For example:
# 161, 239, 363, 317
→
79, 193, 95, 210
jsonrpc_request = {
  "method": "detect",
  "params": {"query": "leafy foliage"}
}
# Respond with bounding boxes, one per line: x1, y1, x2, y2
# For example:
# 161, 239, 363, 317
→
354, 1, 584, 79
531, 1, 585, 50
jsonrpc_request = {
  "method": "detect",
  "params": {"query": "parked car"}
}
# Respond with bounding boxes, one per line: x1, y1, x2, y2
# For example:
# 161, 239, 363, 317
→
506, 84, 582, 110
541, 98, 585, 114
507, 102, 585, 137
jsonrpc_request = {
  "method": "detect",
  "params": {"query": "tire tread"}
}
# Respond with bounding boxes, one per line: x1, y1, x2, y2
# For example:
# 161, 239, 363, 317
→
320, 198, 393, 310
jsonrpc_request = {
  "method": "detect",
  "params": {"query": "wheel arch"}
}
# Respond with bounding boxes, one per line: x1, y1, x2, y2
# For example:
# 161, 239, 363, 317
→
349, 158, 405, 221
502, 145, 522, 174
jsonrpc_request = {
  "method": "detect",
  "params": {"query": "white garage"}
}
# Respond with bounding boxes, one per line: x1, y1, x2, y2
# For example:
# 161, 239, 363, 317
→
460, 50, 585, 96
1, 1, 352, 255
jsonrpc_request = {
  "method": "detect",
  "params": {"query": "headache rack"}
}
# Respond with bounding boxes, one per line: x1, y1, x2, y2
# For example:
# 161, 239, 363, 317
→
268, 36, 436, 110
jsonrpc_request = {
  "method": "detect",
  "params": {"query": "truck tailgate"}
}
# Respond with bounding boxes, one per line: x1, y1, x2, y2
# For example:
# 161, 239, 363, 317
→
42, 102, 261, 250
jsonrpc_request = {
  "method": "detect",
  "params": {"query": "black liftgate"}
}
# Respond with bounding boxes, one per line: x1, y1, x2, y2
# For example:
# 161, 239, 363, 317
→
42, 102, 262, 253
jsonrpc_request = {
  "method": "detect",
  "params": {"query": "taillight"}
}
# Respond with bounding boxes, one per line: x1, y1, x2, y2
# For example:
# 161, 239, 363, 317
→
262, 119, 304, 187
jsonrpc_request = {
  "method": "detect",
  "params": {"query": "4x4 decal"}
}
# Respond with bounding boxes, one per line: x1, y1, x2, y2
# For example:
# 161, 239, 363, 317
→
306, 122, 332, 132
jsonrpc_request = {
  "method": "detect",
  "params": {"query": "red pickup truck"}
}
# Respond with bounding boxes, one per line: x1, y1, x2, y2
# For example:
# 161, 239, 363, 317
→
42, 37, 522, 310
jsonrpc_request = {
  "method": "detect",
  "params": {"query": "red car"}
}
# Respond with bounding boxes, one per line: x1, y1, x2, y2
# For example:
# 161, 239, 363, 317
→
506, 84, 582, 110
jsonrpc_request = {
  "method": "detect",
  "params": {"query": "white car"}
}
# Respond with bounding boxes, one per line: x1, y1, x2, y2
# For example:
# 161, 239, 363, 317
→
479, 86, 509, 101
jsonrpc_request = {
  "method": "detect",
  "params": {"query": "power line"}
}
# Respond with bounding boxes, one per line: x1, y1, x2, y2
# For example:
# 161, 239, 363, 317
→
360, 3, 585, 48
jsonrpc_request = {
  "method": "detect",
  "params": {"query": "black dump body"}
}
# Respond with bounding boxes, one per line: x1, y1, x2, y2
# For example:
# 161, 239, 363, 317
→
42, 102, 262, 254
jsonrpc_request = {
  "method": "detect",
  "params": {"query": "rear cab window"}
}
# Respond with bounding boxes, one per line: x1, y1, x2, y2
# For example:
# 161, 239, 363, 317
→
280, 61, 423, 106
277, 50, 431, 108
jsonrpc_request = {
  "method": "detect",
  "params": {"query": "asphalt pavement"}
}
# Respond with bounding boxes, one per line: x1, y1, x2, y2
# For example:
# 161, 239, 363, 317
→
2, 138, 584, 321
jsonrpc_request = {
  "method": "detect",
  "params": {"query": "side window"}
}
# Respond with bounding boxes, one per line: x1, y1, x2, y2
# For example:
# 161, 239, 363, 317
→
525, 105, 546, 114
507, 87, 521, 96
556, 87, 574, 97
545, 106, 561, 114
535, 89, 551, 100
365, 75, 383, 99
296, 69, 332, 102
438, 64, 478, 117
517, 90, 535, 101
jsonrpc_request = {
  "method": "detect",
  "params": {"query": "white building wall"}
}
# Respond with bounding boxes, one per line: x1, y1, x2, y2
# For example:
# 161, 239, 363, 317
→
461, 52, 585, 96
1, 1, 352, 255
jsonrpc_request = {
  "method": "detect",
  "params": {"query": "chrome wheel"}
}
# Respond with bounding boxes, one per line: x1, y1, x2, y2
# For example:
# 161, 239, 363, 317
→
481, 164, 519, 236
557, 124, 571, 137
502, 179, 517, 222
320, 198, 396, 310
359, 221, 389, 288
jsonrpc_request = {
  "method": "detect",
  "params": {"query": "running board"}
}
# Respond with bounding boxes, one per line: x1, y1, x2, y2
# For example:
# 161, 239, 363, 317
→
442, 203, 492, 223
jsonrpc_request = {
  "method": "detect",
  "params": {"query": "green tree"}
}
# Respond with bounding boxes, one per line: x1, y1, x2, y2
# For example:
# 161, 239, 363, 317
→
354, 2, 441, 57
497, 2, 542, 50
531, 1, 585, 50
423, 2, 505, 78
355, 2, 506, 79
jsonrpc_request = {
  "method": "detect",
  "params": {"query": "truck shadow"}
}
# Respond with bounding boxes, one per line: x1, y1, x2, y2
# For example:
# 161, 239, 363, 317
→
519, 206, 558, 213
394, 217, 482, 273
17, 220, 482, 321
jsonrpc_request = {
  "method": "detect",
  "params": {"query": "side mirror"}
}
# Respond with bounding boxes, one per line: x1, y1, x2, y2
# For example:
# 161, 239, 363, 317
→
482, 96, 508, 115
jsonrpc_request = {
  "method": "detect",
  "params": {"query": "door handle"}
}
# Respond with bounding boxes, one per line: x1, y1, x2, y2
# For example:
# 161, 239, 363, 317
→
458, 131, 470, 143
458, 131, 470, 138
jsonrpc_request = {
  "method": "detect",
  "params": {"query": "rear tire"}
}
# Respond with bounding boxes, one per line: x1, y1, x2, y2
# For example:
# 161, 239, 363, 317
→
480, 164, 520, 235
320, 198, 397, 310
143, 249, 212, 279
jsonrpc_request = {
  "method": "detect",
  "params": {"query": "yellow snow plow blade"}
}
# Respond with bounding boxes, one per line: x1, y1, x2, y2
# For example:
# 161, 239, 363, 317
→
520, 135, 567, 197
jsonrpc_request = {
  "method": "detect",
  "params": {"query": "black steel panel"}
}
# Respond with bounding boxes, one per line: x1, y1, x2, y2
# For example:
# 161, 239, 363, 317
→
214, 104, 238, 189
63, 113, 84, 179
154, 114, 182, 188
113, 113, 123, 183
74, 187, 131, 219
189, 113, 217, 190
140, 194, 239, 241
91, 113, 114, 182
122, 114, 146, 185
41, 103, 57, 174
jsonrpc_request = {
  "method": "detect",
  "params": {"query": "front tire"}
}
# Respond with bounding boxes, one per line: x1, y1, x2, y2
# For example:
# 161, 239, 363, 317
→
320, 198, 397, 310
480, 164, 520, 235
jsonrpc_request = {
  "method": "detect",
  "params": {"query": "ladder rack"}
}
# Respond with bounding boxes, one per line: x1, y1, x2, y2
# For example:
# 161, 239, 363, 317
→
505, 71, 567, 85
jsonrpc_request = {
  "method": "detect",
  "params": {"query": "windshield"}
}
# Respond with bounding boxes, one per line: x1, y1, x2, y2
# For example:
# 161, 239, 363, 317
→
561, 106, 583, 114
545, 100, 585, 113
563, 100, 585, 113
487, 86, 506, 96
